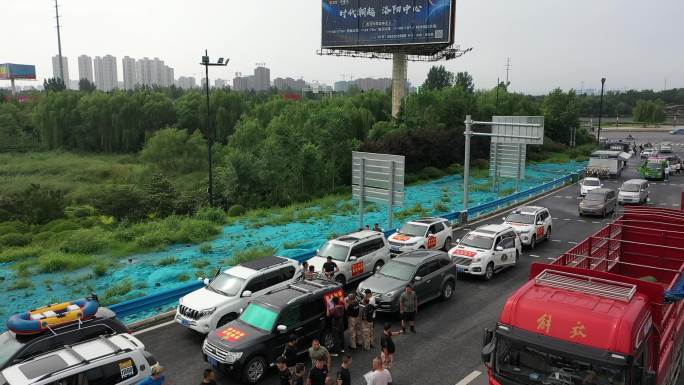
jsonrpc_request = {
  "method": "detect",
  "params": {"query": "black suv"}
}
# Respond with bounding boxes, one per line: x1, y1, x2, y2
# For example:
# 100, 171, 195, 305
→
203, 279, 344, 384
0, 306, 128, 370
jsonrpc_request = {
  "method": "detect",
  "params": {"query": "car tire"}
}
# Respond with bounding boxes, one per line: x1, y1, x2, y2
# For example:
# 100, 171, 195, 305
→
335, 274, 346, 286
546, 227, 552, 241
242, 356, 267, 384
373, 260, 384, 274
441, 280, 454, 301
217, 313, 238, 328
442, 237, 452, 251
322, 330, 336, 351
530, 235, 536, 250
483, 263, 494, 281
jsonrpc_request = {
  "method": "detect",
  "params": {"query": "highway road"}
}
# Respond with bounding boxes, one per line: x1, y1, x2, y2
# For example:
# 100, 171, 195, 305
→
136, 133, 684, 385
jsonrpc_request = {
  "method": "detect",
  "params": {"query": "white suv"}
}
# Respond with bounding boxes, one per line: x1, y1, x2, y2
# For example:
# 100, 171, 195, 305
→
449, 224, 521, 281
0, 334, 156, 385
503, 206, 552, 249
580, 177, 603, 196
387, 217, 453, 257
307, 230, 390, 285
176, 256, 301, 333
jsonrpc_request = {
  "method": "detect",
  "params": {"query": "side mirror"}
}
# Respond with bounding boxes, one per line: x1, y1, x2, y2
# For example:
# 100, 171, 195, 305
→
502, 217, 507, 222
495, 245, 504, 252
414, 276, 422, 282
242, 290, 252, 298
277, 325, 287, 333
481, 328, 495, 364
203, 278, 210, 286
456, 238, 461, 244
239, 307, 244, 314
349, 256, 357, 261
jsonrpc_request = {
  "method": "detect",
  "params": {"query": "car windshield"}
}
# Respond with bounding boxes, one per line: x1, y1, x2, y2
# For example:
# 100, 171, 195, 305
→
621, 184, 640, 192
495, 335, 625, 385
398, 223, 428, 237
646, 162, 662, 170
318, 242, 350, 262
583, 179, 600, 186
377, 260, 415, 281
585, 193, 605, 202
208, 273, 245, 297
0, 332, 24, 368
460, 233, 495, 249
238, 303, 279, 332
506, 213, 535, 225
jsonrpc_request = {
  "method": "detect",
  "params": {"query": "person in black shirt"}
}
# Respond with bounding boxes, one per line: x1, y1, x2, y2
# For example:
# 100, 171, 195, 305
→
336, 354, 352, 385
277, 356, 293, 385
200, 368, 217, 385
329, 296, 346, 354
380, 322, 402, 369
292, 363, 306, 385
345, 293, 360, 349
322, 256, 338, 279
307, 357, 329, 385
283, 334, 299, 374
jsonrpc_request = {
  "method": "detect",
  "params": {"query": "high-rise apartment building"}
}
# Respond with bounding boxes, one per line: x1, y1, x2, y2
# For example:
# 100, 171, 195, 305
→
177, 76, 196, 90
164, 66, 174, 88
94, 55, 118, 91
254, 66, 270, 91
51, 55, 70, 86
77, 55, 93, 83
274, 77, 306, 91
122, 56, 137, 90
214, 78, 227, 88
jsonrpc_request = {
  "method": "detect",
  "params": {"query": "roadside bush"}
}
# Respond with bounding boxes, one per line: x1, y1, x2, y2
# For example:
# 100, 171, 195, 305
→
64, 205, 97, 219
85, 184, 148, 220
195, 206, 228, 224
157, 256, 177, 266
102, 279, 133, 304
0, 233, 31, 247
199, 243, 212, 254
135, 232, 170, 249
0, 220, 31, 234
191, 259, 210, 269
40, 219, 81, 233
176, 220, 220, 244
446, 163, 464, 174
9, 278, 34, 291
228, 204, 246, 217
58, 228, 111, 254
14, 260, 33, 277
472, 158, 489, 170
93, 262, 109, 277
0, 246, 41, 263
433, 201, 449, 212
177, 273, 190, 282
422, 166, 446, 179
38, 253, 93, 273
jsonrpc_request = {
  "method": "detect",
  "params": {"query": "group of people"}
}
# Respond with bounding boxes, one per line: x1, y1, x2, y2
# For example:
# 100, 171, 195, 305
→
137, 366, 218, 385
273, 284, 419, 385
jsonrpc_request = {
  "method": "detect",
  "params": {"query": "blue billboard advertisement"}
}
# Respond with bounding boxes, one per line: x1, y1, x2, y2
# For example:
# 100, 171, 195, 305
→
321, 0, 454, 52
0, 63, 37, 80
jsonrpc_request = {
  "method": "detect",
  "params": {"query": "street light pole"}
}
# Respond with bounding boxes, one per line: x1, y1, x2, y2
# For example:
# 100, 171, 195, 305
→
597, 77, 606, 144
200, 50, 229, 207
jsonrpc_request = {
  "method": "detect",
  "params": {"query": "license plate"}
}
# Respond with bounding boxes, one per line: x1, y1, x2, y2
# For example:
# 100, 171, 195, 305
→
181, 319, 190, 327
457, 267, 465, 273
391, 246, 400, 252
208, 356, 219, 367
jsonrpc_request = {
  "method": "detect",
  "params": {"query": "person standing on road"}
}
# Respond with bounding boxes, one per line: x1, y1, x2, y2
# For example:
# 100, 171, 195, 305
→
307, 357, 330, 385
380, 323, 402, 369
363, 357, 392, 385
337, 354, 353, 385
329, 296, 346, 354
399, 284, 418, 333
323, 256, 339, 280
345, 293, 360, 350
363, 289, 376, 347
200, 368, 217, 385
138, 365, 165, 385
293, 363, 306, 385
308, 339, 332, 370
277, 356, 293, 385
665, 163, 671, 181
360, 297, 376, 350
283, 335, 299, 375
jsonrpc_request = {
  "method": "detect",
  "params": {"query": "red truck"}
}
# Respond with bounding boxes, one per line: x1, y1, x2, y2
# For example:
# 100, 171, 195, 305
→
482, 206, 684, 385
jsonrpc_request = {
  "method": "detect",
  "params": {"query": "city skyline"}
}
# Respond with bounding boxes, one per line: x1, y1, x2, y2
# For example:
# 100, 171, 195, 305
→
5, 0, 683, 93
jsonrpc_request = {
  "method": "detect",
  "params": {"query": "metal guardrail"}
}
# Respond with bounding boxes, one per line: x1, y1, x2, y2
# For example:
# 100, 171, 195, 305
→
111, 168, 584, 323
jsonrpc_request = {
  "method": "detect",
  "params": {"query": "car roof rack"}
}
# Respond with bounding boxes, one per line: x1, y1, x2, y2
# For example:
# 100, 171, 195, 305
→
535, 269, 637, 302
240, 255, 290, 271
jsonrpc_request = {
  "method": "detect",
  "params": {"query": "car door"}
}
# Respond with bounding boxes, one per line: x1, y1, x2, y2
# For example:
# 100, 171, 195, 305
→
492, 235, 504, 266
414, 260, 441, 300
364, 238, 385, 274
501, 232, 517, 266
534, 213, 546, 240
607, 191, 617, 212
426, 224, 440, 249
270, 303, 302, 362
349, 242, 369, 280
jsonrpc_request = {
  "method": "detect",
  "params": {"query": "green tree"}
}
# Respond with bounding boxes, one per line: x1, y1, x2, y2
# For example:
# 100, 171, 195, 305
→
140, 127, 207, 174
146, 172, 178, 217
78, 78, 97, 92
540, 88, 579, 145
43, 77, 66, 92
633, 99, 665, 126
455, 72, 475, 93
422, 66, 454, 91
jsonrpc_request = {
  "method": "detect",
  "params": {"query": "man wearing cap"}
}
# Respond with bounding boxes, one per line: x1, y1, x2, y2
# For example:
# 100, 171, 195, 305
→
399, 284, 418, 333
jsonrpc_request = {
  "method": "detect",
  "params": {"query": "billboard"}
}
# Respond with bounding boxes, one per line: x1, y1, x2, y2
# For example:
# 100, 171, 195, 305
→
322, 0, 455, 54
0, 63, 37, 80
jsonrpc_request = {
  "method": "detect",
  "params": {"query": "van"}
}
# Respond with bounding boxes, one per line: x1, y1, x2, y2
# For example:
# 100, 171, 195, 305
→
618, 179, 649, 204
0, 334, 156, 385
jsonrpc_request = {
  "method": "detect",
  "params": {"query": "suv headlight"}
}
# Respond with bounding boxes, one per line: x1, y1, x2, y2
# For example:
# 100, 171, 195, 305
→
199, 307, 217, 318
224, 351, 243, 363
472, 257, 482, 263
403, 242, 417, 247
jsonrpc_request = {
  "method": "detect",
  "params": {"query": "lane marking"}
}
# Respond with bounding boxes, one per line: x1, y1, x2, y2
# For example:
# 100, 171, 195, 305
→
568, 241, 578, 245
578, 219, 585, 223
564, 196, 573, 199
552, 217, 559, 220
554, 195, 563, 198
659, 202, 668, 206
592, 221, 601, 224
674, 204, 680, 207
547, 257, 556, 261
551, 239, 562, 243
455, 370, 482, 385
132, 320, 177, 336
563, 218, 572, 221
529, 254, 540, 258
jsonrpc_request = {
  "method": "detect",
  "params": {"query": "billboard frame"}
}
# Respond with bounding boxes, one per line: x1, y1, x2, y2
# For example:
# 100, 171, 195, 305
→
352, 151, 405, 230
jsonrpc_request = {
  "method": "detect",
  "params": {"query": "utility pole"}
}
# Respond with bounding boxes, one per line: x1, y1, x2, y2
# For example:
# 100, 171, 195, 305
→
495, 77, 500, 113
597, 78, 606, 143
505, 57, 511, 86
54, 0, 64, 82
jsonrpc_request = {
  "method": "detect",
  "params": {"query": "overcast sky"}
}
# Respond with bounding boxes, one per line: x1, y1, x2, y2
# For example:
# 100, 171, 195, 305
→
3, 0, 683, 94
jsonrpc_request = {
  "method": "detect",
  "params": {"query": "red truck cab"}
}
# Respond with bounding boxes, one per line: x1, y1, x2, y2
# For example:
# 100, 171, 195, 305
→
483, 206, 684, 385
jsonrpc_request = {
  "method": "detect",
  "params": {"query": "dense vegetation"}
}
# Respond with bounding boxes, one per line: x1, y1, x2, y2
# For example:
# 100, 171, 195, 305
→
0, 67, 596, 279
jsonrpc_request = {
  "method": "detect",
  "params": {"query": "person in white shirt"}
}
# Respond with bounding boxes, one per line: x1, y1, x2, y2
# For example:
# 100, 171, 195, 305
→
665, 164, 670, 181
364, 357, 392, 385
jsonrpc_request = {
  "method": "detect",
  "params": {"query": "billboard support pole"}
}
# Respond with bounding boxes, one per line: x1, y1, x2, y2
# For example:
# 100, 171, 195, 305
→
463, 115, 472, 212
391, 53, 407, 118
10, 79, 16, 96
359, 157, 365, 229
388, 160, 395, 230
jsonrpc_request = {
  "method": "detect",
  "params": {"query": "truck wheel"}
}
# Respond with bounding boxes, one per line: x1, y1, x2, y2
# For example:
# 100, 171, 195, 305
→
442, 237, 452, 251
216, 313, 238, 328
441, 280, 454, 301
242, 356, 266, 384
373, 260, 384, 273
483, 263, 494, 281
